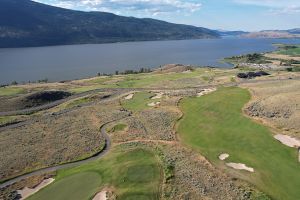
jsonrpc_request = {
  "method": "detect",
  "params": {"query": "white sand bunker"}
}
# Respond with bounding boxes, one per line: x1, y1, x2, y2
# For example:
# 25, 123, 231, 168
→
93, 190, 107, 200
148, 102, 160, 107
219, 153, 229, 160
274, 134, 300, 148
197, 88, 217, 97
17, 178, 55, 200
151, 92, 164, 99
226, 163, 254, 172
124, 93, 134, 100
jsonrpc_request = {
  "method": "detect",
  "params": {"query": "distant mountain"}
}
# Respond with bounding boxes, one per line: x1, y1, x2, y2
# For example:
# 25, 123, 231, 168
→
0, 0, 219, 48
216, 29, 300, 39
240, 29, 300, 39
287, 28, 300, 34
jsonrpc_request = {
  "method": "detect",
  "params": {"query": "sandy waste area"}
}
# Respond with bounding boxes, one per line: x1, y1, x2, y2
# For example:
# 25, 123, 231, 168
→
197, 88, 217, 97
124, 93, 134, 100
219, 153, 230, 160
226, 163, 254, 172
148, 102, 161, 107
93, 190, 107, 200
274, 134, 300, 148
151, 92, 164, 99
17, 178, 55, 199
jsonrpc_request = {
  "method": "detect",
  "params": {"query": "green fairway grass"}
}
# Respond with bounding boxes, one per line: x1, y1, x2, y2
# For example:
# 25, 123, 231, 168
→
277, 46, 300, 56
0, 116, 18, 126
0, 87, 25, 96
69, 85, 104, 93
65, 96, 93, 108
79, 68, 213, 90
177, 87, 300, 200
114, 71, 201, 88
69, 68, 235, 93
122, 92, 158, 111
28, 149, 162, 200
28, 172, 102, 200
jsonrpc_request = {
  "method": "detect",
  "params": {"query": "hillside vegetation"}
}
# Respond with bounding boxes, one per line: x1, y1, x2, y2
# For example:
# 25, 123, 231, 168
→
0, 0, 219, 48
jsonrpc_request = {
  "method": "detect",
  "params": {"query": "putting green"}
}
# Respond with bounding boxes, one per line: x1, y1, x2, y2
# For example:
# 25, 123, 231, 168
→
178, 87, 300, 200
122, 92, 157, 111
28, 149, 161, 200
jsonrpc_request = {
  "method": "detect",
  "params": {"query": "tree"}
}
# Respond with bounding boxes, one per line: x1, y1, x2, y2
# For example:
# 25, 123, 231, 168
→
11, 81, 18, 85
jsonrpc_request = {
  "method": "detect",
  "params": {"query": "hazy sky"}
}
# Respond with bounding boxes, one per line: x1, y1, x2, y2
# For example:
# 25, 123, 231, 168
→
34, 0, 300, 31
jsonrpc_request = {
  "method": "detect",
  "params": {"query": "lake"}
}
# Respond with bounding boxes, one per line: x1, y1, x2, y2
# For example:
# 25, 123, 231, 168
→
0, 38, 300, 84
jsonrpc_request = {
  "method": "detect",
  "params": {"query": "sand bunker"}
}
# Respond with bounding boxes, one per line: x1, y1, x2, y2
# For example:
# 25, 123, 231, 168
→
148, 102, 161, 107
197, 88, 217, 97
219, 153, 229, 160
151, 92, 164, 100
93, 190, 107, 200
124, 93, 134, 100
226, 163, 254, 172
274, 134, 300, 148
17, 178, 55, 199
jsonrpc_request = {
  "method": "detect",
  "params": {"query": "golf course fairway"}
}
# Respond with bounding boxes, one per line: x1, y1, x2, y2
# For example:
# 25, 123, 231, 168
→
177, 87, 300, 200
28, 149, 162, 200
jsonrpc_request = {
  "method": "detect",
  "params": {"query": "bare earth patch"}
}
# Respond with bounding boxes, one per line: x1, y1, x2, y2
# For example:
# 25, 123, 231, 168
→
274, 134, 300, 148
226, 163, 254, 172
219, 153, 229, 160
197, 88, 217, 97
17, 178, 54, 200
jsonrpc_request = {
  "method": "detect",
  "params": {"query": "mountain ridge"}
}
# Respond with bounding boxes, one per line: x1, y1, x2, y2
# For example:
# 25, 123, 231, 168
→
0, 0, 219, 48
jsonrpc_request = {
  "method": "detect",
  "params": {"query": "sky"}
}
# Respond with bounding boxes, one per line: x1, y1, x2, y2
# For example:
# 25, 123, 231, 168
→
33, 0, 300, 31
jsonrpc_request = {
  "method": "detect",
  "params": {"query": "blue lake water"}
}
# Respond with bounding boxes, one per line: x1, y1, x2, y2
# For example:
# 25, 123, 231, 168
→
0, 38, 300, 84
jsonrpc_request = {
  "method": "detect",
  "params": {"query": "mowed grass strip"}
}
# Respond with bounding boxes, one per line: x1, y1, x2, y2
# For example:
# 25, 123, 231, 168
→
28, 149, 162, 200
108, 123, 127, 133
178, 87, 300, 200
0, 87, 25, 96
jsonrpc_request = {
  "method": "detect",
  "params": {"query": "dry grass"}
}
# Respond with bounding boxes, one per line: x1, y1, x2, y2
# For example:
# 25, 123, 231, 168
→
242, 79, 300, 138
0, 97, 129, 182
264, 53, 300, 61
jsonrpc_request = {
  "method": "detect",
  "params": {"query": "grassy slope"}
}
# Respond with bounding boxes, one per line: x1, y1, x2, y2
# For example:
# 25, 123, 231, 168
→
28, 149, 162, 200
177, 87, 300, 200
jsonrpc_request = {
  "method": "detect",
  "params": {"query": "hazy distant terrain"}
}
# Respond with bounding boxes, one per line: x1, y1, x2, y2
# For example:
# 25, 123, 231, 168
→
241, 30, 300, 39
